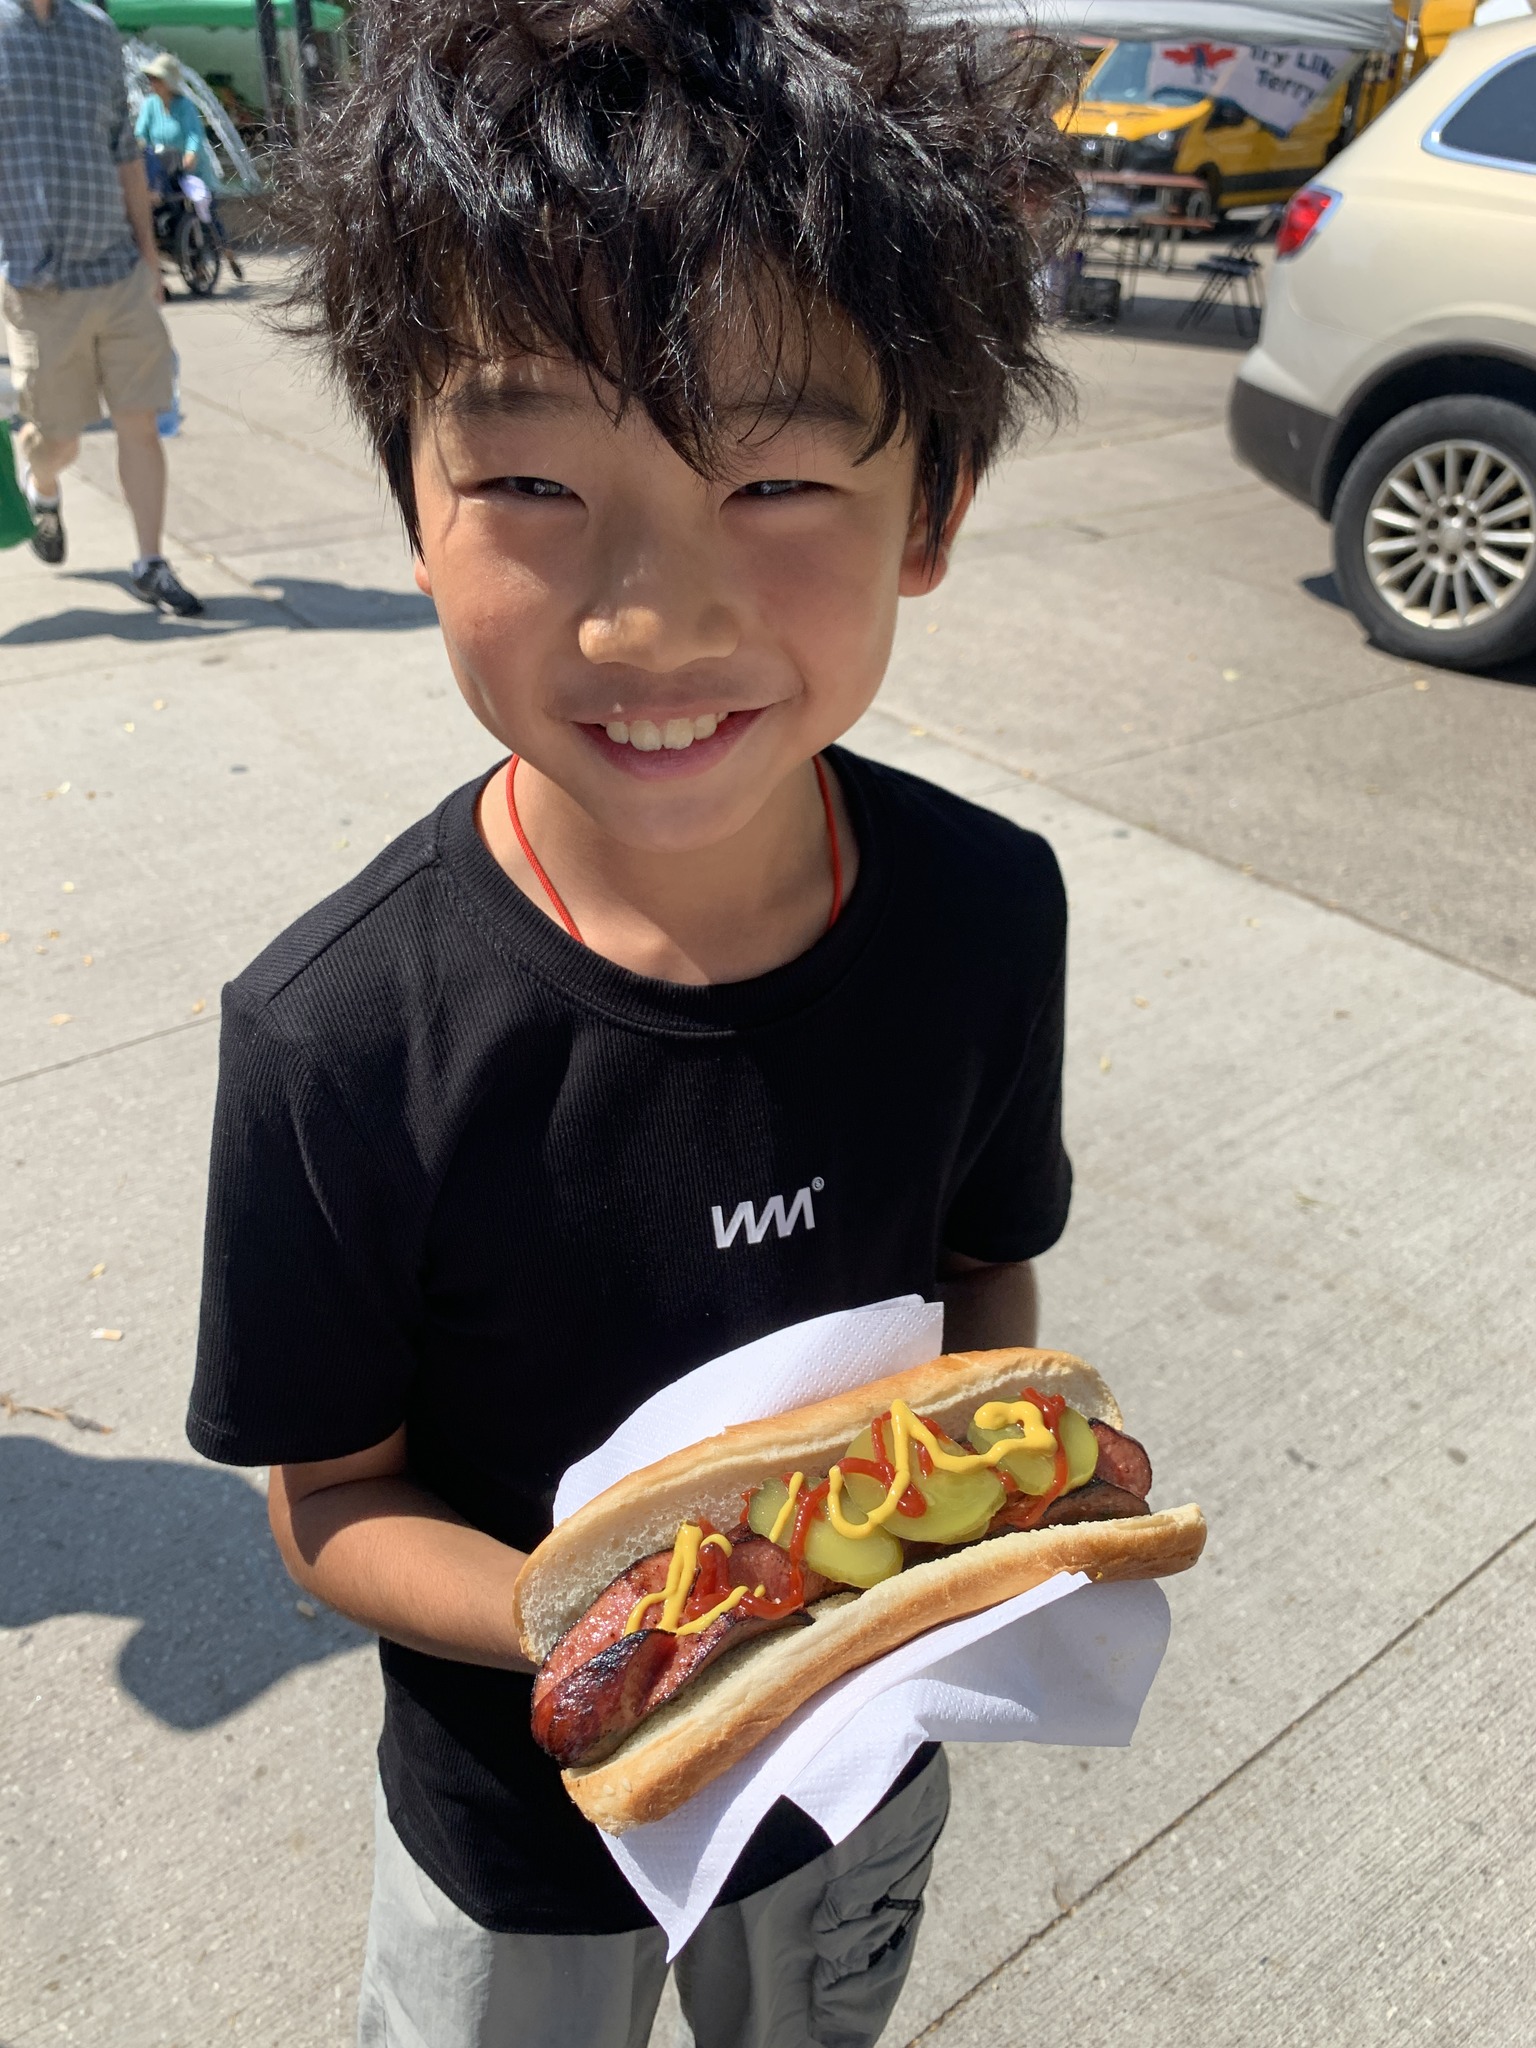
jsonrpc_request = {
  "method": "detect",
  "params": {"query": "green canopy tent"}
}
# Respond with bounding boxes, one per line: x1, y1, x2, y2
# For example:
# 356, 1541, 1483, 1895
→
105, 1, 344, 27
108, 2, 347, 163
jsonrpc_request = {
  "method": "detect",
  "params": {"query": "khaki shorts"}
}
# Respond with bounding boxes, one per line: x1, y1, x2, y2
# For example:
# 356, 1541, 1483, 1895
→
2, 262, 173, 438
357, 1752, 950, 2048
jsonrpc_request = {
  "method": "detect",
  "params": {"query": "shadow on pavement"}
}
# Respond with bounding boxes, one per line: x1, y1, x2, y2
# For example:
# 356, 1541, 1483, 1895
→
2, 567, 437, 642
252, 574, 438, 631
1, 600, 286, 645
1, 566, 299, 645
1101, 289, 1256, 352
1301, 572, 1536, 687
0, 1434, 368, 1727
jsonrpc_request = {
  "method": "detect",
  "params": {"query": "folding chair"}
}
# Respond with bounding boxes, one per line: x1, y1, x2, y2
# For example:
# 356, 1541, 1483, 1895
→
1177, 208, 1281, 340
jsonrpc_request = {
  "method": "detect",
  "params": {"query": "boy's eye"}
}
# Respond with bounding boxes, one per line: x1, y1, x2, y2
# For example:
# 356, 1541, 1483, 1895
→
734, 479, 816, 499
500, 475, 573, 499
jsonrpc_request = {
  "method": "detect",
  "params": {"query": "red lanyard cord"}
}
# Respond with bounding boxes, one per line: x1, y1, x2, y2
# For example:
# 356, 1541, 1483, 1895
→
504, 752, 844, 948
814, 753, 844, 929
504, 755, 583, 944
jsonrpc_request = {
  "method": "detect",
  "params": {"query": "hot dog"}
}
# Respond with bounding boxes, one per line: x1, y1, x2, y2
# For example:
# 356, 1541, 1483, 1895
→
512, 1348, 1205, 1832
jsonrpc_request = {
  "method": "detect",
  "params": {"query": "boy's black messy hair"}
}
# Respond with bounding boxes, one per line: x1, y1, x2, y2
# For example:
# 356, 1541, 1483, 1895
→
282, 0, 1081, 557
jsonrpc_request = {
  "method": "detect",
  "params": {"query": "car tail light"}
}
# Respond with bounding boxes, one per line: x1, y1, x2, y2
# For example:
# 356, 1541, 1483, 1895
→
1275, 185, 1339, 259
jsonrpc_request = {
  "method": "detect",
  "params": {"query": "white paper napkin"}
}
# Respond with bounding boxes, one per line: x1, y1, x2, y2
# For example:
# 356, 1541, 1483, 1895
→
551, 1298, 1172, 1956
553, 1295, 945, 1524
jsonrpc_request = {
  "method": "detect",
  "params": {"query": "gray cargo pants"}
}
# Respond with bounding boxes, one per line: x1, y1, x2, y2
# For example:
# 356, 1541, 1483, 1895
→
357, 1752, 949, 2048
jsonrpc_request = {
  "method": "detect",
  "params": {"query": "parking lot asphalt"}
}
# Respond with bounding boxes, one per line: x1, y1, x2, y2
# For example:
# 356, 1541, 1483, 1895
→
3, 261, 1533, 2047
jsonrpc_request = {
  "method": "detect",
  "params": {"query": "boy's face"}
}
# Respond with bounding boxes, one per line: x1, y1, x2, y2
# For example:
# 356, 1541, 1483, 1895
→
411, 322, 966, 853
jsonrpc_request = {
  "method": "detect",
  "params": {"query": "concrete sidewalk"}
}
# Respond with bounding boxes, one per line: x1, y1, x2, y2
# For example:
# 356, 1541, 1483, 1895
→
2, 266, 1533, 2047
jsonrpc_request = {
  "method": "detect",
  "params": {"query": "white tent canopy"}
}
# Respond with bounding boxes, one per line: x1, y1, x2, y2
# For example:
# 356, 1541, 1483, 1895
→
909, 0, 1402, 48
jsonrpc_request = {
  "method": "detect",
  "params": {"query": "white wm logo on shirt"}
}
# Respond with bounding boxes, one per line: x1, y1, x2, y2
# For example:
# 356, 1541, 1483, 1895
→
711, 1179, 822, 1249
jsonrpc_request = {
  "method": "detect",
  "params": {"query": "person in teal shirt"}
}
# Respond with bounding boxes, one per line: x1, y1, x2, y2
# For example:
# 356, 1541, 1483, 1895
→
134, 52, 219, 190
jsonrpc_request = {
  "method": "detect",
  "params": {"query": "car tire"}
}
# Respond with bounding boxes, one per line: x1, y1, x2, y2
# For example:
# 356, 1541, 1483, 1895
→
1333, 396, 1536, 670
1183, 169, 1221, 222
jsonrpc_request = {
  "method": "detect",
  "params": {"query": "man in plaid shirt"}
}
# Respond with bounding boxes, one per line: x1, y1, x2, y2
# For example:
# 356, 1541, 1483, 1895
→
0, 0, 202, 613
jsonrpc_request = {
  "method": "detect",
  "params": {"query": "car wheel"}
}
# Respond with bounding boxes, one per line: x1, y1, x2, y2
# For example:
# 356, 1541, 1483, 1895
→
1333, 396, 1536, 669
1183, 170, 1220, 222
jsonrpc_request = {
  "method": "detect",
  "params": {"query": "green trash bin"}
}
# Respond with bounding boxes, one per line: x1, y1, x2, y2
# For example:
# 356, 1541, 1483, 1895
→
1, 425, 36, 550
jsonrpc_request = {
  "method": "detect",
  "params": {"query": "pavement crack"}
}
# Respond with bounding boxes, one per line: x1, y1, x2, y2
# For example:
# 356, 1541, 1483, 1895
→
1019, 413, 1228, 458
867, 703, 1534, 1000
176, 384, 381, 489
1052, 786, 1536, 1000
904, 1509, 1536, 2046
1044, 670, 1419, 777
0, 1015, 215, 1091
957, 483, 1265, 552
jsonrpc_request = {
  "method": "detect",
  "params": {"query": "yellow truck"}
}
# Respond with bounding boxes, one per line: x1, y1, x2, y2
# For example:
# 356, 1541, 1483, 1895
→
1062, 7, 1480, 218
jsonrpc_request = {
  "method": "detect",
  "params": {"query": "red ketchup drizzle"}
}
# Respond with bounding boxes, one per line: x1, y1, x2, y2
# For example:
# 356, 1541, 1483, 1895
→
1007, 1388, 1071, 1525
865, 1411, 929, 1516
870, 1413, 892, 1477
788, 1479, 830, 1564
738, 1474, 817, 1616
674, 1520, 731, 1624
1023, 1387, 1068, 1435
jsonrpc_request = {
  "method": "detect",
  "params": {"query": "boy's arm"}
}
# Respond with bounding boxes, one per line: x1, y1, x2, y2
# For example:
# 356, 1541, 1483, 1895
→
268, 1430, 535, 1674
937, 1251, 1039, 1351
267, 1269, 1030, 1668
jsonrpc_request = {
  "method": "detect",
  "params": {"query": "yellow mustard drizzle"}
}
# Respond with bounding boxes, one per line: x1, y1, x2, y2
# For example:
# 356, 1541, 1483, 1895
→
767, 1473, 805, 1545
971, 1400, 1059, 1456
825, 1399, 1062, 1539
622, 1524, 737, 1636
673, 1585, 748, 1636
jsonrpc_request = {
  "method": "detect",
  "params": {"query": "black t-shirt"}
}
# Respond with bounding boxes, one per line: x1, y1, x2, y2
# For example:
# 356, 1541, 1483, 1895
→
188, 746, 1071, 1934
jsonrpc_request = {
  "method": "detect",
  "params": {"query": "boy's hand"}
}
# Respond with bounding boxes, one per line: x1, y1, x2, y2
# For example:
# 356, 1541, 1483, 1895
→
937, 1252, 1039, 1352
269, 1427, 535, 1673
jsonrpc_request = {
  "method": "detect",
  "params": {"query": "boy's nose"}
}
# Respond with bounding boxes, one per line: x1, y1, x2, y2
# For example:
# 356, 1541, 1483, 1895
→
577, 526, 741, 671
578, 600, 740, 670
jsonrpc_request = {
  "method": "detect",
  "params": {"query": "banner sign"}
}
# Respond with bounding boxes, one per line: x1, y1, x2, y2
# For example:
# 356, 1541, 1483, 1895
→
1145, 41, 1353, 130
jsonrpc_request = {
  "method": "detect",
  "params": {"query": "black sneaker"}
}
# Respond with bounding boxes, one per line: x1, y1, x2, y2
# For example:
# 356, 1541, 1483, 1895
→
130, 558, 204, 617
29, 497, 65, 565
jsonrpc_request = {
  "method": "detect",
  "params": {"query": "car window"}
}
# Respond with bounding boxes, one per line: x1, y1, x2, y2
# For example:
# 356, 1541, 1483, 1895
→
1088, 43, 1206, 106
1426, 48, 1536, 172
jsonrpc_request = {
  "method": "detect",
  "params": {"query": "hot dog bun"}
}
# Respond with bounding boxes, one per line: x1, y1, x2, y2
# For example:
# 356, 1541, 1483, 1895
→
513, 1348, 1206, 1832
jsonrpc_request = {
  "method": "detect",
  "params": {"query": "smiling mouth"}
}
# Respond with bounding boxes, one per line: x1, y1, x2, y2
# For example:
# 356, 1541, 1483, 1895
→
578, 705, 765, 776
600, 711, 730, 753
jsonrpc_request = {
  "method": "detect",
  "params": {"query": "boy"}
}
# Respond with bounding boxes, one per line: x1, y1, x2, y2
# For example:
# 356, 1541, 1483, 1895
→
187, 2, 1079, 2042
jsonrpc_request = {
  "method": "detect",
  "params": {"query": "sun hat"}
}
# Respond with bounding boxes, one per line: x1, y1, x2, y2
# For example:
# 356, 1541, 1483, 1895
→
141, 52, 184, 90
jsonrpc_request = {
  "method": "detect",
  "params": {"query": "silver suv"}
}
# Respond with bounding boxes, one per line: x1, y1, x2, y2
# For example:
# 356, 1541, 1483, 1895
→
1229, 16, 1536, 669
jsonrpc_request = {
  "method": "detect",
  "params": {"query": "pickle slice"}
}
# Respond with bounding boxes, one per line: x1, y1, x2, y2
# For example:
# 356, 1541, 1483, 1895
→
1057, 1407, 1100, 1490
967, 1404, 1099, 1495
840, 1424, 1005, 1545
747, 1478, 904, 1589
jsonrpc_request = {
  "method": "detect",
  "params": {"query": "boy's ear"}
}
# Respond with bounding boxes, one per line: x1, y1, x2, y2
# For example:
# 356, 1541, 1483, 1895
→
898, 472, 976, 598
413, 555, 434, 597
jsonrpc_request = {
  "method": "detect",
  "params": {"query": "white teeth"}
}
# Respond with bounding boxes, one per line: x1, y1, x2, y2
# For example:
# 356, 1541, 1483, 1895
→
603, 712, 726, 750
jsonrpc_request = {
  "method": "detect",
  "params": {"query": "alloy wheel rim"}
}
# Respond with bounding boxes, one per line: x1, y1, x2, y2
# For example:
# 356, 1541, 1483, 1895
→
1365, 438, 1534, 632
